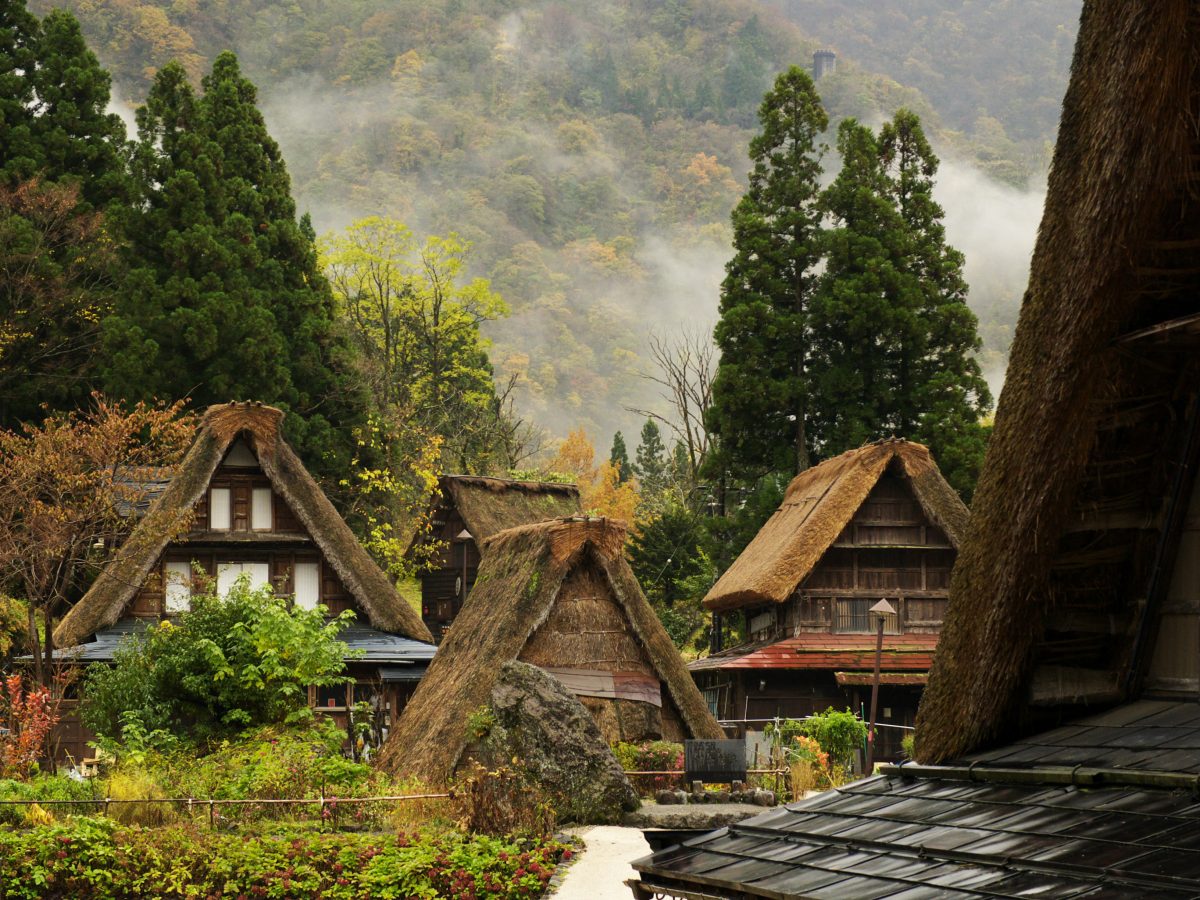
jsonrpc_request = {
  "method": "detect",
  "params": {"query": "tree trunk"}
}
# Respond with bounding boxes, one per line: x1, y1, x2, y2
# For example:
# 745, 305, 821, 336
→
27, 606, 43, 685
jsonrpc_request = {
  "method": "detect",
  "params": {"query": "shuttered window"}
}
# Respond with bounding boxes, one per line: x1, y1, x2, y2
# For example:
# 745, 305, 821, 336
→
217, 561, 271, 596
164, 561, 193, 614
210, 488, 232, 530
294, 562, 320, 610
251, 488, 273, 531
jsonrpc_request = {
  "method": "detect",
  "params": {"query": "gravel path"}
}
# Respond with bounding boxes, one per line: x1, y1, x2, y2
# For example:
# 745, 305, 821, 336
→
550, 826, 649, 899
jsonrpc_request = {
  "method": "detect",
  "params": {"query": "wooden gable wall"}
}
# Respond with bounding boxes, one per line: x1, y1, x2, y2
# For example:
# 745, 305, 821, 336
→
125, 447, 363, 622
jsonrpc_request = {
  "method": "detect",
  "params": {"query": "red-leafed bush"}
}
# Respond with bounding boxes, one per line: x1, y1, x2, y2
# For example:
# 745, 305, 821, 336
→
0, 674, 58, 779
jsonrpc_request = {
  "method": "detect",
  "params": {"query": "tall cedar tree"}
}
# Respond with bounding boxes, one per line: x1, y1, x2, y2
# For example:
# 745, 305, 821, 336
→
811, 118, 915, 451
706, 66, 827, 478
102, 53, 364, 480
634, 419, 667, 496
0, 4, 129, 425
879, 110, 991, 496
814, 113, 990, 496
609, 431, 630, 483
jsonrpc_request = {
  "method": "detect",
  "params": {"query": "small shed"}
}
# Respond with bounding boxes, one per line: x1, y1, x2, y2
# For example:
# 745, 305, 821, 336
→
380, 516, 724, 786
691, 438, 968, 758
410, 475, 580, 641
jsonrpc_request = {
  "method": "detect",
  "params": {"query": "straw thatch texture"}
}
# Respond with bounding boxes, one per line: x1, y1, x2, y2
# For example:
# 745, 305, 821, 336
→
56, 402, 432, 648
704, 439, 969, 613
916, 1, 1198, 764
439, 475, 581, 541
379, 516, 723, 785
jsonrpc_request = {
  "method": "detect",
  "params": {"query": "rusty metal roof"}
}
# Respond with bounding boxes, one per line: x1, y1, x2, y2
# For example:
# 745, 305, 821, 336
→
689, 633, 939, 673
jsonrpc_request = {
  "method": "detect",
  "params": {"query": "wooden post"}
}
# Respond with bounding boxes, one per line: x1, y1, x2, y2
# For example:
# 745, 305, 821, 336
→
866, 599, 896, 772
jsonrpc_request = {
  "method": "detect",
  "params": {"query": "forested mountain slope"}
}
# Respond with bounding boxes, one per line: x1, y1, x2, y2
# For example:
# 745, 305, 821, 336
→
768, 0, 1079, 183
35, 0, 1080, 441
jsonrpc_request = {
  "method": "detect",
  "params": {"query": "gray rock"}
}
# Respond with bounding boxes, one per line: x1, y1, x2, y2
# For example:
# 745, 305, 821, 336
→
711, 790, 731, 804
655, 789, 679, 805
691, 780, 704, 794
674, 790, 689, 805
484, 661, 639, 824
753, 790, 776, 807
623, 800, 770, 830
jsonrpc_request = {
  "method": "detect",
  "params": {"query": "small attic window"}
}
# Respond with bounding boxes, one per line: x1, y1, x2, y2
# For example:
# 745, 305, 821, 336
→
223, 439, 258, 468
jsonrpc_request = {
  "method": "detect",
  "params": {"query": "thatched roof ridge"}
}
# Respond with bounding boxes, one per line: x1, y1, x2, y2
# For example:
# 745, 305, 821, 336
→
56, 402, 432, 648
704, 439, 968, 613
381, 516, 724, 785
437, 474, 581, 542
916, 2, 1196, 764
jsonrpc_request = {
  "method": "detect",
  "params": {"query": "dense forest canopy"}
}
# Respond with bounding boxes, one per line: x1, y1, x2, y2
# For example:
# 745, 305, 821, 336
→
29, 0, 1081, 443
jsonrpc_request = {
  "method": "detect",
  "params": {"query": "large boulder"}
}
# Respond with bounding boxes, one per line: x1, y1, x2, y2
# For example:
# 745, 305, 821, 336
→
481, 661, 639, 824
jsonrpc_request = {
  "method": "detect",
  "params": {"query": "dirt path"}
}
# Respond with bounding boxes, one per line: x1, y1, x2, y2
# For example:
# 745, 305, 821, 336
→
551, 826, 649, 899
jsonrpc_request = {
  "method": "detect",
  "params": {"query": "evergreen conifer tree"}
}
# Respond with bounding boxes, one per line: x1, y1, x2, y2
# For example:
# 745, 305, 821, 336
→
811, 118, 916, 451
0, 2, 129, 425
706, 66, 827, 478
634, 419, 667, 495
879, 110, 991, 493
0, 0, 41, 182
609, 431, 631, 483
101, 53, 363, 476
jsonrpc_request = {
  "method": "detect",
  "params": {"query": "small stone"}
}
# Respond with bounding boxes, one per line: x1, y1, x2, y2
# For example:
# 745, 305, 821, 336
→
674, 790, 689, 805
655, 790, 679, 805
754, 790, 775, 807
711, 790, 731, 804
691, 780, 704, 794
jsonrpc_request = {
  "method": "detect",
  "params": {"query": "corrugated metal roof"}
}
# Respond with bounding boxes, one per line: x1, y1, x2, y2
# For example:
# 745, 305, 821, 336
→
690, 633, 939, 672
633, 700, 1200, 898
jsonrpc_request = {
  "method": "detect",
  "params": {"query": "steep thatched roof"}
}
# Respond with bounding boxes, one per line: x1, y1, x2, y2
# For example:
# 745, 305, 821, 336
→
917, 2, 1200, 763
380, 516, 724, 785
435, 475, 581, 542
56, 402, 432, 648
704, 439, 969, 613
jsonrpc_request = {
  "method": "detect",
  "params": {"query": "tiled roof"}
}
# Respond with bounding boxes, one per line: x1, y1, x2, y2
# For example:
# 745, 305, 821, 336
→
689, 633, 939, 672
632, 700, 1200, 898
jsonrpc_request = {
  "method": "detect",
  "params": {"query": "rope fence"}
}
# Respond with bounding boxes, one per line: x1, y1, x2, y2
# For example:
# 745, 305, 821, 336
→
0, 793, 451, 828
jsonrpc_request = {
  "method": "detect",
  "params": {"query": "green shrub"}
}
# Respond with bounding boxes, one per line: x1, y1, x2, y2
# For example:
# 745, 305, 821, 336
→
0, 775, 99, 825
0, 818, 571, 899
766, 709, 868, 770
611, 740, 683, 794
82, 580, 356, 746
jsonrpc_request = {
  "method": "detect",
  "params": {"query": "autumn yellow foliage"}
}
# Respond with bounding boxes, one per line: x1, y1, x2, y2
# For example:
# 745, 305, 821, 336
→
548, 429, 640, 527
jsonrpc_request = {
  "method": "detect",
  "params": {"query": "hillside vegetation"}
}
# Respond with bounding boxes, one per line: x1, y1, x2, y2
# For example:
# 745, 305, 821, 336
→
34, 0, 1078, 440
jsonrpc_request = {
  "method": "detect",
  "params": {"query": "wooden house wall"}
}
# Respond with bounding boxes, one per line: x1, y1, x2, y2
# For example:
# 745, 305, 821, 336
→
521, 565, 681, 743
419, 504, 482, 640
1147, 471, 1200, 693
746, 474, 954, 643
694, 669, 918, 762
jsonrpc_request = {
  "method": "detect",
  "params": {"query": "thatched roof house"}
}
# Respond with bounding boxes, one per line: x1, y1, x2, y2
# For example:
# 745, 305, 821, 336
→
704, 439, 969, 613
916, 0, 1200, 764
410, 475, 581, 641
57, 402, 432, 648
380, 516, 724, 785
633, 4, 1200, 896
689, 439, 967, 759
431, 475, 582, 542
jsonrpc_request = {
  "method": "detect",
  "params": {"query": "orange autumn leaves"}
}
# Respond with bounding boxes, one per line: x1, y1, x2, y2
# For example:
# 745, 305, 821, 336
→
547, 429, 639, 527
